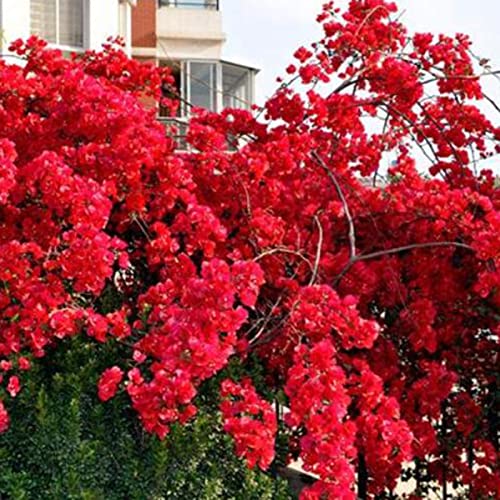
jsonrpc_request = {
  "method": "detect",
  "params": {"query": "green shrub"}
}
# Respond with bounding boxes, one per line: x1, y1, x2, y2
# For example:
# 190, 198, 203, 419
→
0, 338, 291, 500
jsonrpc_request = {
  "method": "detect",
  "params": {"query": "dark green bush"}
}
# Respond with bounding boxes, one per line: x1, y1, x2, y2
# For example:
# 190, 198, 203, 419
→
0, 338, 291, 500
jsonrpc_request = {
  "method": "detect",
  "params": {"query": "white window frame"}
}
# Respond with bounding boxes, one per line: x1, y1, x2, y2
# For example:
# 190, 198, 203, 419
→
157, 58, 255, 151
172, 59, 254, 116
30, 0, 88, 52
184, 60, 222, 114
158, 0, 219, 10
221, 61, 255, 110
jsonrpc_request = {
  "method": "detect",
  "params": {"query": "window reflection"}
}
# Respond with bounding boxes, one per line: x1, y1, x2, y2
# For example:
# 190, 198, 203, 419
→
189, 62, 217, 111
222, 63, 251, 110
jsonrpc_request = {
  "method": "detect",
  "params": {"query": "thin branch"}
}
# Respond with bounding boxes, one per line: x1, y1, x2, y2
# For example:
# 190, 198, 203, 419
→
373, 110, 391, 187
253, 247, 314, 273
335, 241, 473, 284
248, 300, 300, 350
0, 53, 25, 61
311, 151, 357, 260
421, 69, 500, 86
330, 76, 363, 95
309, 215, 324, 285
357, 241, 473, 261
482, 91, 500, 115
354, 5, 392, 38
248, 295, 284, 346
130, 213, 152, 242
416, 102, 468, 169
382, 102, 441, 165
241, 182, 253, 217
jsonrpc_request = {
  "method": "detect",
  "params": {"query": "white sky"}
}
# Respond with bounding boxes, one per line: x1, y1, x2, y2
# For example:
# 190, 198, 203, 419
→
221, 0, 500, 107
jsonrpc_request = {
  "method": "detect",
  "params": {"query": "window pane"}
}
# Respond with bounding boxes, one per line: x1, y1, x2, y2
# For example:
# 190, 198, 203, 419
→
59, 0, 84, 47
185, 0, 211, 8
160, 0, 218, 9
222, 64, 250, 109
189, 62, 216, 111
31, 0, 57, 43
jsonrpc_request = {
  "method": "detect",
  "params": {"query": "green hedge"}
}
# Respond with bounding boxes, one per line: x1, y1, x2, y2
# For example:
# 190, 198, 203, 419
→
0, 338, 291, 500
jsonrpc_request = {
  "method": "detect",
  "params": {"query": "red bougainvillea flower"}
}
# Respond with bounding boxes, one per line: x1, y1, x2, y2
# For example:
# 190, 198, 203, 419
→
6, 376, 20, 398
0, 401, 9, 433
220, 378, 277, 470
97, 367, 124, 402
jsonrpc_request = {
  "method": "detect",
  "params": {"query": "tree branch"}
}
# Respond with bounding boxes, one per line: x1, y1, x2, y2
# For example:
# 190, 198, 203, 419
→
311, 151, 357, 260
254, 247, 314, 274
309, 215, 324, 285
335, 241, 473, 285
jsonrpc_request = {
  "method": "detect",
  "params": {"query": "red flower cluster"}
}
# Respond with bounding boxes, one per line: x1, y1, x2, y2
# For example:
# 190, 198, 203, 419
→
220, 378, 277, 470
0, 1, 499, 496
285, 340, 356, 498
97, 366, 124, 402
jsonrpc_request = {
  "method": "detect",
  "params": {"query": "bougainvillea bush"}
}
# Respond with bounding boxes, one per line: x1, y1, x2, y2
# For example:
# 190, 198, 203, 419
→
0, 0, 499, 498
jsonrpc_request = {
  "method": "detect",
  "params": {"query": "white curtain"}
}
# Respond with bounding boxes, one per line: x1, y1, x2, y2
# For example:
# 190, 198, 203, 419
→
30, 0, 57, 43
59, 0, 84, 47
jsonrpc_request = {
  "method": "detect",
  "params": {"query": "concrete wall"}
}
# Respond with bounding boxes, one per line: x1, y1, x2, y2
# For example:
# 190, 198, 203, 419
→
157, 38, 223, 61
118, 1, 133, 55
156, 7, 224, 42
131, 3, 226, 60
0, 0, 30, 51
156, 5, 225, 60
88, 0, 120, 50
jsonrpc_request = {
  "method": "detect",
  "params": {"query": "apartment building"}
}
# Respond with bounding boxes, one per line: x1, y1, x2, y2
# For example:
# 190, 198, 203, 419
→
0, 0, 135, 55
0, 0, 258, 143
131, 0, 258, 138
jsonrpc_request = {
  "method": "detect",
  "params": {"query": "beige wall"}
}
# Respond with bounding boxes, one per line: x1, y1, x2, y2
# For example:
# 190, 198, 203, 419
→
132, 3, 226, 61
156, 6, 225, 60
156, 38, 223, 61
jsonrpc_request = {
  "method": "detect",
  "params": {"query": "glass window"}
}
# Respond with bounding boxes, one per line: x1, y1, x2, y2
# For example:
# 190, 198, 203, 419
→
31, 0, 84, 48
59, 0, 84, 47
159, 0, 219, 10
222, 64, 251, 110
189, 62, 217, 111
158, 59, 254, 150
31, 0, 57, 43
158, 59, 254, 119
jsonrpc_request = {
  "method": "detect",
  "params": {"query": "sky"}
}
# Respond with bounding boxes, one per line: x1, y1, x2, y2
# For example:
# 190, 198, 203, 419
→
221, 0, 500, 107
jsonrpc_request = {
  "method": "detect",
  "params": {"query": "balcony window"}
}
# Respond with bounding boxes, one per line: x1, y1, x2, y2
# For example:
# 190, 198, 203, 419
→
159, 59, 255, 149
31, 0, 84, 48
161, 60, 254, 115
222, 63, 252, 110
159, 0, 219, 10
189, 62, 217, 110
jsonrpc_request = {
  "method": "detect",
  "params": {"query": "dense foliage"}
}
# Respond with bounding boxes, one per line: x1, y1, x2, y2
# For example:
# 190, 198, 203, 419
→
0, 337, 290, 499
0, 0, 499, 498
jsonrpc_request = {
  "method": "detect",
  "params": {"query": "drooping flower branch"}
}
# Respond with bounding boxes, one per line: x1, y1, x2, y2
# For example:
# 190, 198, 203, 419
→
0, 1, 499, 497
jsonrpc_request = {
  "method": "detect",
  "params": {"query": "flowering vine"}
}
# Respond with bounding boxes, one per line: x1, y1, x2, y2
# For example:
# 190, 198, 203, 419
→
0, 1, 499, 497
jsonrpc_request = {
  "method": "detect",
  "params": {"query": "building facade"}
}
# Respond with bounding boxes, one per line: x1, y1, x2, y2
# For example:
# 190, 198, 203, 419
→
0, 0, 134, 55
131, 0, 258, 138
0, 0, 257, 143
